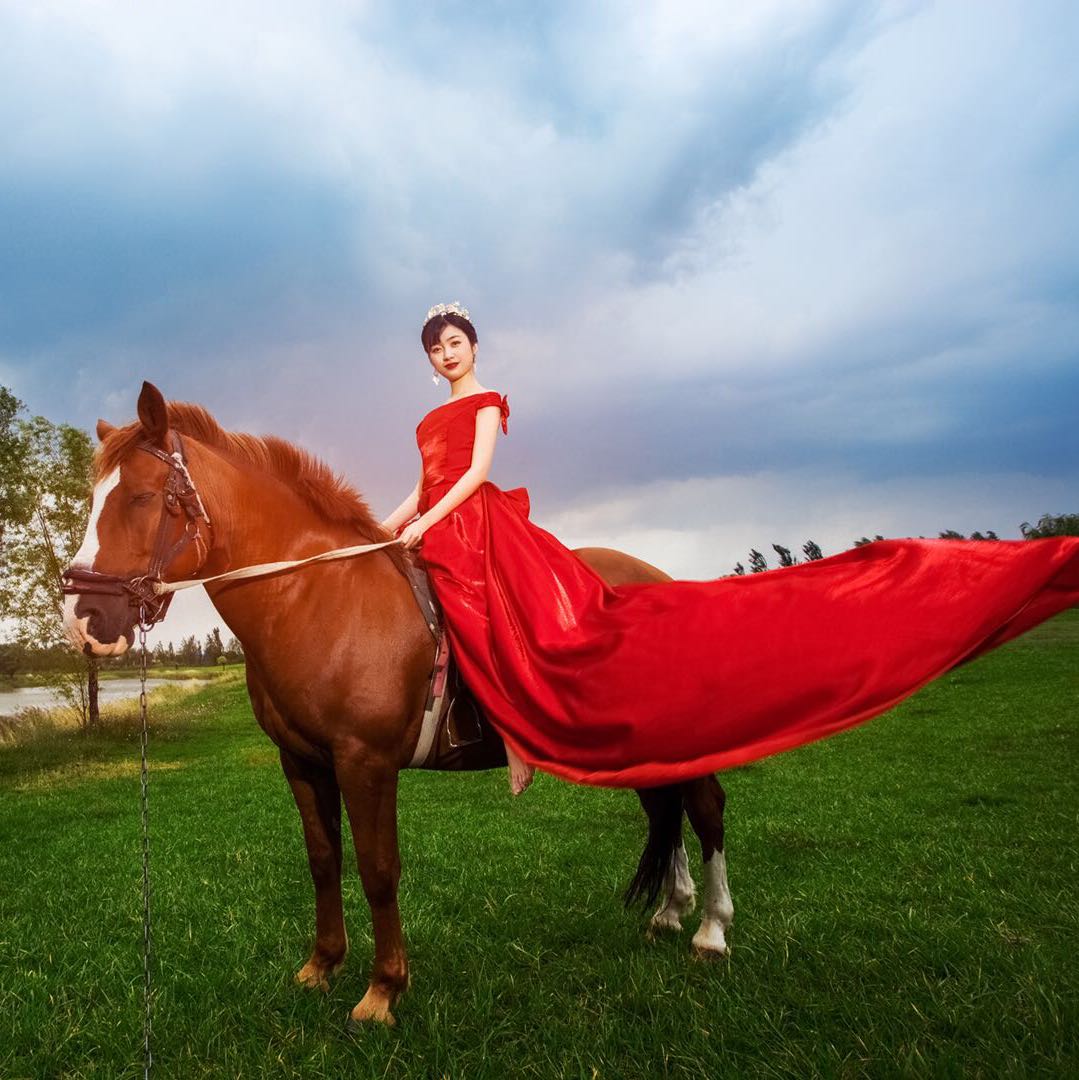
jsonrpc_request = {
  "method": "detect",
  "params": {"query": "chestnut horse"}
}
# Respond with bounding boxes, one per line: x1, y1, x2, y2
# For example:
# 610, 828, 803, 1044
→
61, 381, 732, 1027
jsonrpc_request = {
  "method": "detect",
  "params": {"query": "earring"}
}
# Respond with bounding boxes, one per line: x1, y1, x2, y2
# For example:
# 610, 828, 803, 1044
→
432, 372, 440, 384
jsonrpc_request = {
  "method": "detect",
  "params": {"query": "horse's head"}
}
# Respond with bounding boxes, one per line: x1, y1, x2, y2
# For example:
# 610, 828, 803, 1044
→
62, 381, 213, 657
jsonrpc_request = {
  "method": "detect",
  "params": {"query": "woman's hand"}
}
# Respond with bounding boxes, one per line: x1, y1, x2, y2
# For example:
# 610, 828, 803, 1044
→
397, 518, 428, 550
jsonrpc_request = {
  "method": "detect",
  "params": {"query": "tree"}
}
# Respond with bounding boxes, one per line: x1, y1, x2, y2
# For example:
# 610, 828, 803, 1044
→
203, 626, 225, 665
0, 398, 96, 726
748, 548, 769, 574
802, 540, 824, 561
772, 543, 797, 567
154, 641, 178, 667
0, 386, 33, 549
177, 635, 202, 667
1020, 512, 1079, 539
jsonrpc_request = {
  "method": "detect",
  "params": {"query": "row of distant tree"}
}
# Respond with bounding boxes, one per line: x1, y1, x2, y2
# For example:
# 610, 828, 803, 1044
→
85, 625, 245, 671
726, 513, 1079, 575
151, 629, 245, 668
0, 629, 244, 678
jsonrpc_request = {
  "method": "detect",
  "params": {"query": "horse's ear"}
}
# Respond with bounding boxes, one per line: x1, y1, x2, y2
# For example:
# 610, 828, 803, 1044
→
137, 381, 169, 447
96, 418, 115, 442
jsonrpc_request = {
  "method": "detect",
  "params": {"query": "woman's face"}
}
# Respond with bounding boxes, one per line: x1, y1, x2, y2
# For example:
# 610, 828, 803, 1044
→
428, 323, 476, 381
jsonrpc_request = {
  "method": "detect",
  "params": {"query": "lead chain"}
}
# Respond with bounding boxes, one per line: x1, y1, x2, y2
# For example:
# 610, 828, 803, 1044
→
138, 616, 153, 1078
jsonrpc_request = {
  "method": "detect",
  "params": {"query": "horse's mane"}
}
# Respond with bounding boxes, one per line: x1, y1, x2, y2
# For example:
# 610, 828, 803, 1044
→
96, 401, 412, 580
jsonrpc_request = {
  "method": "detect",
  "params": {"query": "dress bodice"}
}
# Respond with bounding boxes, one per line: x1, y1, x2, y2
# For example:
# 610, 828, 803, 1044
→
416, 390, 509, 513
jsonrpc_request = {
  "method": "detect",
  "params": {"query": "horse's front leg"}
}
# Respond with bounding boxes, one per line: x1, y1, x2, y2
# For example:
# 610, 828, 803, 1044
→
336, 751, 408, 1027
279, 747, 348, 990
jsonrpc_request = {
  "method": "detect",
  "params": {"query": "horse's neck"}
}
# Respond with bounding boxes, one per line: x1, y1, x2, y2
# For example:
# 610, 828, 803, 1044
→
190, 440, 358, 569
188, 439, 397, 644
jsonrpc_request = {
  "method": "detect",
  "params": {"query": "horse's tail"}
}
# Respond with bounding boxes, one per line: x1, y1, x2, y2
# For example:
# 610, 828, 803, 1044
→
623, 784, 684, 909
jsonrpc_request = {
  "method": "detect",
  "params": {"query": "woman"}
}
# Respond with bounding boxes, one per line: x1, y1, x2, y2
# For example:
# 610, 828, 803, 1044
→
381, 302, 537, 793
382, 302, 1079, 795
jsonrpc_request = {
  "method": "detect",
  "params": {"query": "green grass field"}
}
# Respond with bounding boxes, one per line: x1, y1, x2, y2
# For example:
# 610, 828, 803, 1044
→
1, 612, 1077, 1078
1, 663, 244, 690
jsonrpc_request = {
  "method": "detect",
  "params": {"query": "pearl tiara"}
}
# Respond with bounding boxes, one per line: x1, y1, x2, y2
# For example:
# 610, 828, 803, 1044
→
423, 300, 471, 328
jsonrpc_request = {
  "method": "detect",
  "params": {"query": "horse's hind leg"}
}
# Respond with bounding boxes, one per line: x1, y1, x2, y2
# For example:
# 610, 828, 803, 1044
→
279, 747, 349, 990
684, 775, 733, 958
647, 837, 697, 937
627, 785, 696, 936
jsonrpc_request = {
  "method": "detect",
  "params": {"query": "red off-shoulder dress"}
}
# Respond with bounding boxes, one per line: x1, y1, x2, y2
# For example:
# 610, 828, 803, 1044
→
411, 389, 1079, 788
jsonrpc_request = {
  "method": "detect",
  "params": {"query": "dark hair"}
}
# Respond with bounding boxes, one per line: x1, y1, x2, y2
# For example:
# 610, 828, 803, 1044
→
421, 312, 478, 354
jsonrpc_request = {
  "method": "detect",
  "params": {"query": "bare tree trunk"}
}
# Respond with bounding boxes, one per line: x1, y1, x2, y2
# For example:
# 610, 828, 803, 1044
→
87, 657, 99, 728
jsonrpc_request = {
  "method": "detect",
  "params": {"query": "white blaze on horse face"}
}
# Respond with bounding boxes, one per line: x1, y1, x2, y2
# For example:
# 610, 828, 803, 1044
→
63, 468, 122, 650
72, 468, 121, 568
690, 850, 734, 957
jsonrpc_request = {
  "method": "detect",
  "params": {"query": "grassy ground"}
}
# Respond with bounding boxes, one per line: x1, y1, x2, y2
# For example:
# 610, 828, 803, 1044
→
1, 663, 243, 689
0, 612, 1076, 1079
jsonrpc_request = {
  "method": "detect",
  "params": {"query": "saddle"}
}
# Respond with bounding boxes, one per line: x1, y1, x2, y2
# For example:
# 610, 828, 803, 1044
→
399, 551, 508, 772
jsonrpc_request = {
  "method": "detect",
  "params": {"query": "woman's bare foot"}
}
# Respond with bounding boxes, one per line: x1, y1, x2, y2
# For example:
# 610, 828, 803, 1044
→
505, 744, 535, 795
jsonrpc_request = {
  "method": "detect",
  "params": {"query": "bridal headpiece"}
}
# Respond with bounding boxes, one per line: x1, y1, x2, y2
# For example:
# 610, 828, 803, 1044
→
423, 301, 471, 328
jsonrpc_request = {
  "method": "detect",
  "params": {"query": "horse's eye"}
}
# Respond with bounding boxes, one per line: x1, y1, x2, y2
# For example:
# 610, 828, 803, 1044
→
130, 492, 156, 505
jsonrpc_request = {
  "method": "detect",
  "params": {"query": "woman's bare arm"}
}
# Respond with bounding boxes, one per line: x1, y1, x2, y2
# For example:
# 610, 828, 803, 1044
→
414, 405, 501, 531
380, 459, 424, 533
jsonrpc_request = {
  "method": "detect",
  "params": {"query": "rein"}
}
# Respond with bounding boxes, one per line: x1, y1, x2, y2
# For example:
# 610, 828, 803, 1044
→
152, 537, 404, 595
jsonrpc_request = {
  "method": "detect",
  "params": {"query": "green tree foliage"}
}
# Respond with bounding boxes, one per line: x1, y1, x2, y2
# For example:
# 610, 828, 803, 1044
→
203, 626, 224, 664
0, 387, 34, 547
0, 391, 97, 725
1020, 512, 1079, 538
153, 641, 177, 667
802, 540, 823, 561
177, 635, 202, 666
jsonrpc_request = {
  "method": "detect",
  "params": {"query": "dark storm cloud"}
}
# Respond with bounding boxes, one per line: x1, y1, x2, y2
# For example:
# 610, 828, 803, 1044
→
0, 171, 358, 351
0, 0, 1075, 539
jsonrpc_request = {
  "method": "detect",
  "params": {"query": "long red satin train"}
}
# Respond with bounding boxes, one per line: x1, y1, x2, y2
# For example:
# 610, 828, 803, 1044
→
413, 390, 1079, 788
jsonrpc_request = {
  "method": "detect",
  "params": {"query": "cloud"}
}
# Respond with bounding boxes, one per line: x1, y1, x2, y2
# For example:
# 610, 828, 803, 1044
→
0, 0, 1076, 650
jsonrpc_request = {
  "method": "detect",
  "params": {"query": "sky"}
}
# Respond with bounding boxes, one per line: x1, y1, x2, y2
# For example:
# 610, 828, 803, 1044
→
2, 0, 1077, 647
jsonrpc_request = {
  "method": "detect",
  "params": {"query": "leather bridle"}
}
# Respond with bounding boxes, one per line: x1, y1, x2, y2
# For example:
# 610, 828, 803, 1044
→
62, 431, 213, 630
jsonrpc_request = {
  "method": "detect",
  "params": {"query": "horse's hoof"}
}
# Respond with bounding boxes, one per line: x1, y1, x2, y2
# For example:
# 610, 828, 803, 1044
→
691, 943, 729, 961
295, 966, 329, 992
691, 933, 730, 960
348, 989, 397, 1027
647, 910, 684, 940
691, 919, 731, 959
295, 956, 343, 992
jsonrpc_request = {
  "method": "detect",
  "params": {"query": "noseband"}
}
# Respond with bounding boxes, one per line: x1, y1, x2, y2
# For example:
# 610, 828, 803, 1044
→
62, 431, 213, 629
